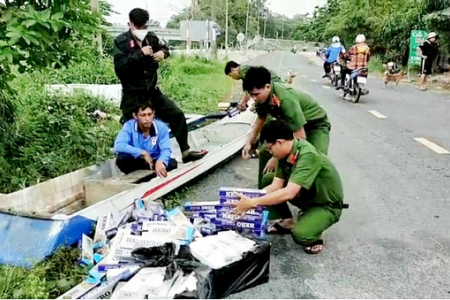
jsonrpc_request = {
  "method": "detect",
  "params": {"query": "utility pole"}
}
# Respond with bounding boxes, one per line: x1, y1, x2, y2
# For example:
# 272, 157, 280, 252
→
225, 0, 229, 55
244, 0, 250, 54
90, 0, 102, 55
211, 0, 217, 59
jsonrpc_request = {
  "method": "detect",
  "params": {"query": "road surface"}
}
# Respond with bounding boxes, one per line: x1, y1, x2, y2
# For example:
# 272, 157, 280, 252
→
181, 51, 450, 299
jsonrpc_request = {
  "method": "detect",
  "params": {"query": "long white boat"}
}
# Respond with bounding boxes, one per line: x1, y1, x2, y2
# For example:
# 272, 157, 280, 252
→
0, 102, 257, 267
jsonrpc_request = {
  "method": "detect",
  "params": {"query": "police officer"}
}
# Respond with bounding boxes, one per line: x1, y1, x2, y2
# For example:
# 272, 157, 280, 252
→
234, 120, 346, 254
241, 66, 331, 188
113, 8, 206, 163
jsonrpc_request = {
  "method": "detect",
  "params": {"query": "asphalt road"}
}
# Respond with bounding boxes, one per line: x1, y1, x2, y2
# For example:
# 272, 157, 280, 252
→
182, 51, 450, 299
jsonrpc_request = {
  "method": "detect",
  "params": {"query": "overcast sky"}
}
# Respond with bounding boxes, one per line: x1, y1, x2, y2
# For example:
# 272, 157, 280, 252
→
106, 0, 323, 27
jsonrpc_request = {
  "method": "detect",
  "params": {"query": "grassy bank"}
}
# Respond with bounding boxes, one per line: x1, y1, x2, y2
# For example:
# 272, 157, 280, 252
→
0, 54, 233, 299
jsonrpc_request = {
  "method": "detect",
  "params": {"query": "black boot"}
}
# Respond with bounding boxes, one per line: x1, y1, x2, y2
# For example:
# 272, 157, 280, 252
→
182, 150, 208, 163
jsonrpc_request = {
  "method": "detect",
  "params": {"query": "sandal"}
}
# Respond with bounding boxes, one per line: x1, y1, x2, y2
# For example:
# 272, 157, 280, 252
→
304, 239, 324, 254
267, 222, 293, 235
249, 150, 259, 158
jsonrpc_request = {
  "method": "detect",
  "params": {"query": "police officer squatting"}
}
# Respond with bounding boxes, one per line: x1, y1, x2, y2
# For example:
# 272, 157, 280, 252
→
233, 120, 348, 255
113, 8, 207, 165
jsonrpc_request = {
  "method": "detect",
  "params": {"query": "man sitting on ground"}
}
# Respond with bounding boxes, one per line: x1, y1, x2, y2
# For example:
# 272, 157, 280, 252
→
114, 100, 177, 178
234, 120, 347, 255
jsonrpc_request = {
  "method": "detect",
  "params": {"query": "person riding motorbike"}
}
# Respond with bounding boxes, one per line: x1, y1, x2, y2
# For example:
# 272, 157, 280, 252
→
336, 34, 370, 90
323, 36, 345, 78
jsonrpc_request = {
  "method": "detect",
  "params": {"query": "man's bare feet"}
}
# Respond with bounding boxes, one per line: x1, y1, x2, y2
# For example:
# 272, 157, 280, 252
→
304, 239, 324, 254
267, 218, 295, 234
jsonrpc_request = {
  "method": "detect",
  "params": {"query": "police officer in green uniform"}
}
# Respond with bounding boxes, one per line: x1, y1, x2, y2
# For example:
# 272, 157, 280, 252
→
113, 8, 206, 163
224, 61, 296, 110
234, 120, 347, 254
241, 66, 331, 188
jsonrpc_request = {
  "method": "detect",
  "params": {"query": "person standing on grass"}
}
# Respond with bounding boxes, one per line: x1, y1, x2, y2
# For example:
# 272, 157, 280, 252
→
224, 61, 297, 111
417, 32, 439, 91
234, 120, 347, 254
114, 100, 177, 178
113, 8, 207, 164
241, 66, 331, 189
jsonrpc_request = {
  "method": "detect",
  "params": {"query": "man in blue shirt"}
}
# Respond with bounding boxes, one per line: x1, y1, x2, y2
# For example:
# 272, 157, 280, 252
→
114, 100, 177, 178
322, 36, 345, 78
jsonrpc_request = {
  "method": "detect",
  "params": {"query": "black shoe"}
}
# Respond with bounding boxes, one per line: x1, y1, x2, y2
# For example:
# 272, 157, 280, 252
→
322, 74, 329, 78
335, 85, 342, 90
182, 150, 208, 163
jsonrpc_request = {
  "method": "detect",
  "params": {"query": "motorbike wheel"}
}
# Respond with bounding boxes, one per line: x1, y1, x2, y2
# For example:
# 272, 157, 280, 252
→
332, 73, 339, 86
352, 81, 362, 103
342, 83, 347, 99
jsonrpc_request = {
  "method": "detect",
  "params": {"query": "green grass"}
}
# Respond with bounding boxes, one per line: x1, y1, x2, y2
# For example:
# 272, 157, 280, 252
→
367, 55, 385, 74
0, 53, 234, 299
0, 248, 87, 299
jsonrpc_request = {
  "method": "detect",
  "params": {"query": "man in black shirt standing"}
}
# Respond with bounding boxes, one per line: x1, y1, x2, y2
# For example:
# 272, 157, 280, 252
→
417, 32, 439, 91
113, 8, 207, 163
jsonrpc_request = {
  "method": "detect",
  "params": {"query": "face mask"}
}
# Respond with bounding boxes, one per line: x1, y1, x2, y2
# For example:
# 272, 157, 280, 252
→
132, 29, 148, 41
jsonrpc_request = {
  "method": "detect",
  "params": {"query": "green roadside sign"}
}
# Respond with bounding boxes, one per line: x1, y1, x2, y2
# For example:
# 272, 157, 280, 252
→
408, 30, 428, 66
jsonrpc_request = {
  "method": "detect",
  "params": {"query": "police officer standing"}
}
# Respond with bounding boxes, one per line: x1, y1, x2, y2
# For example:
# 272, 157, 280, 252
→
241, 66, 331, 189
113, 8, 206, 163
234, 120, 347, 254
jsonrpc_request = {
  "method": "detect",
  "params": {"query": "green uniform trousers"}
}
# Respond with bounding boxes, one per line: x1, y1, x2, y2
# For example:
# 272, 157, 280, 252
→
257, 122, 331, 189
261, 173, 341, 246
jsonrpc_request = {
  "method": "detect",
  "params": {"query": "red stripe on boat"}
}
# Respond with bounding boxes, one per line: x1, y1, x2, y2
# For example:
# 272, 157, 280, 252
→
141, 164, 201, 199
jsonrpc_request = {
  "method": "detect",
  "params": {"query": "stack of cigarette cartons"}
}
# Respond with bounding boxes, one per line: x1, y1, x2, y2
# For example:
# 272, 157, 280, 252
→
184, 187, 269, 239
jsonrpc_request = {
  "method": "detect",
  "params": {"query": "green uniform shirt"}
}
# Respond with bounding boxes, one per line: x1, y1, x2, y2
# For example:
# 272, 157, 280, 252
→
239, 65, 282, 82
255, 82, 328, 131
275, 139, 344, 207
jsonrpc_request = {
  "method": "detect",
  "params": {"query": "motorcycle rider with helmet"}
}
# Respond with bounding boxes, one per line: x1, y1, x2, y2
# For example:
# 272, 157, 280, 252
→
323, 36, 346, 78
336, 34, 370, 90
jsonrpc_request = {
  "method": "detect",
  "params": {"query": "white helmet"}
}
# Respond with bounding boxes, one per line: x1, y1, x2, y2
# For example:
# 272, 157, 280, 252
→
356, 34, 366, 43
332, 36, 340, 43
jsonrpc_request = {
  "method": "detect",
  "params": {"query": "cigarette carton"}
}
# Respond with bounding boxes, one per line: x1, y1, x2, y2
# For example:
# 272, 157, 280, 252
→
116, 267, 167, 299
79, 234, 94, 267
79, 269, 132, 299
93, 213, 112, 249
219, 187, 266, 198
184, 201, 219, 212
166, 207, 202, 238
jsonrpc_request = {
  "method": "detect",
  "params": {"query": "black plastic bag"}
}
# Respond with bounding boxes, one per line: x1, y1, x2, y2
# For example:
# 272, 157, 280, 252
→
169, 239, 271, 299
131, 242, 177, 267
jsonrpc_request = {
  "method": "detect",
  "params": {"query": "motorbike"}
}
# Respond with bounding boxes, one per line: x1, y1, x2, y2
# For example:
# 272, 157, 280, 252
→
328, 62, 342, 87
291, 47, 297, 54
342, 67, 369, 103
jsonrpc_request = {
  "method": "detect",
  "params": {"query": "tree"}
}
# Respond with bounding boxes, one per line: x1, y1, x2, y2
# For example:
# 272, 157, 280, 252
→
0, 0, 106, 167
291, 0, 450, 64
